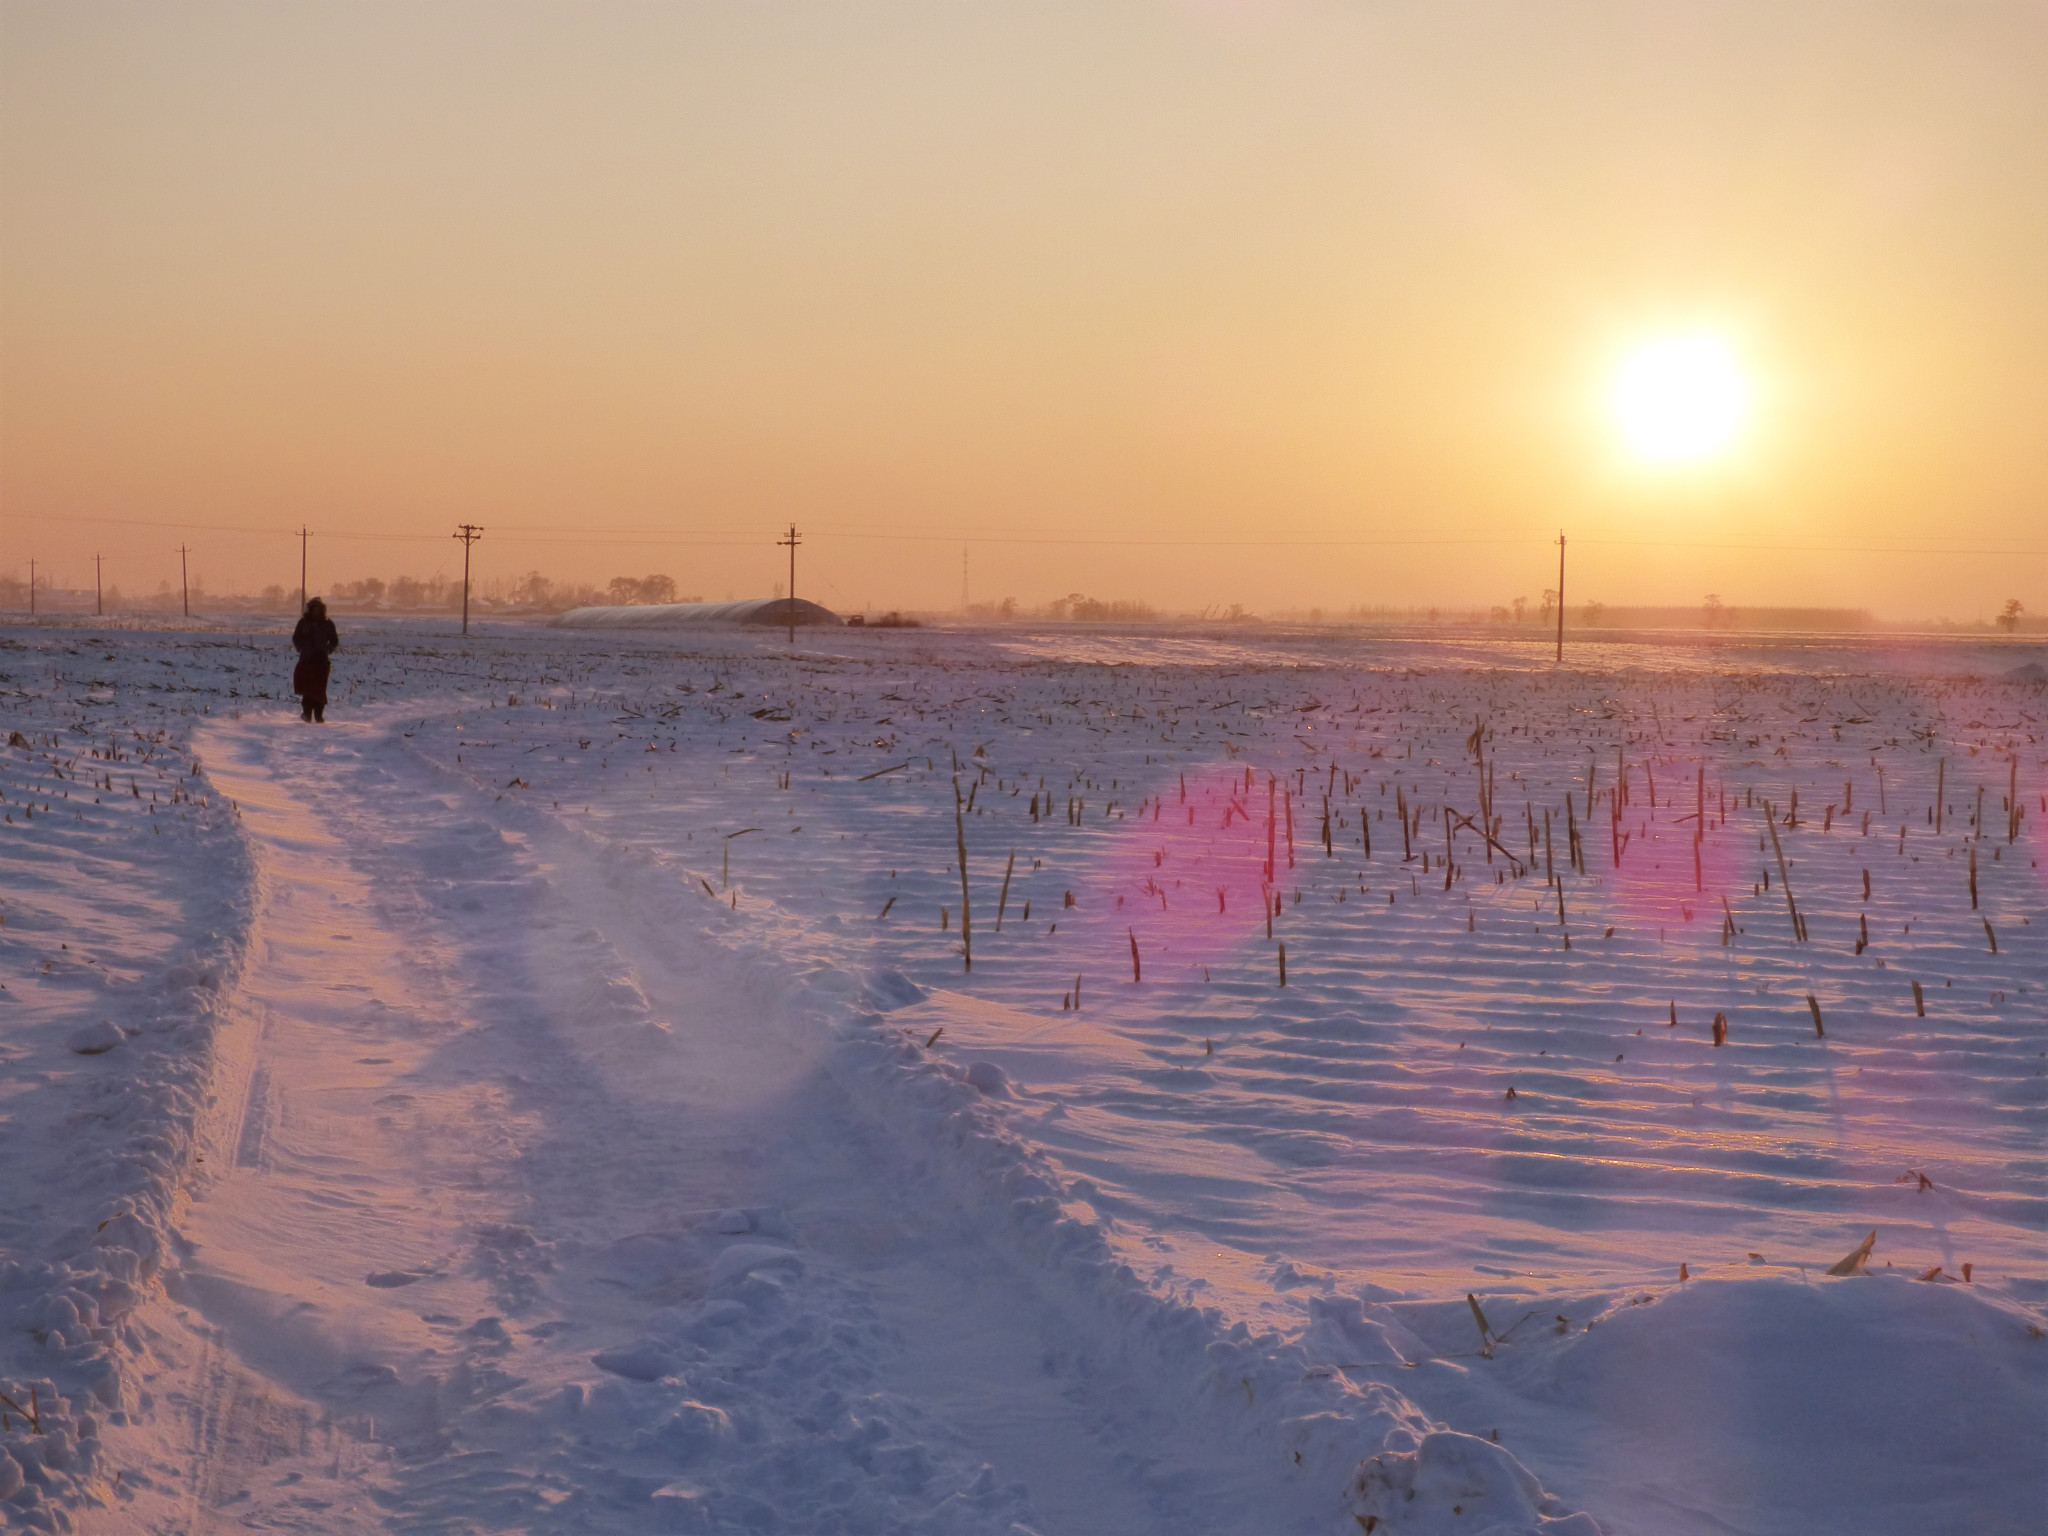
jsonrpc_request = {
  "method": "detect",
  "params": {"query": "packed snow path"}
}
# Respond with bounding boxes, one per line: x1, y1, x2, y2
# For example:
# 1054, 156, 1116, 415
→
156, 709, 1261, 1534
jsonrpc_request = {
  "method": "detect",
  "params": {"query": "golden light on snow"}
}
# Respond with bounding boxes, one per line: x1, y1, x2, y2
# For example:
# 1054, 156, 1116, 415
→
1609, 335, 1749, 466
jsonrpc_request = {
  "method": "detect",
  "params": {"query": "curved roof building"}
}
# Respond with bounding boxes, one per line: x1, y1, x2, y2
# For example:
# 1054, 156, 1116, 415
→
549, 598, 840, 630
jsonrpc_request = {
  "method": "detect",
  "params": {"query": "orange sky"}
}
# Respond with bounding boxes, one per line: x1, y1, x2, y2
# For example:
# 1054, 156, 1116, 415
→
3, 1, 2045, 618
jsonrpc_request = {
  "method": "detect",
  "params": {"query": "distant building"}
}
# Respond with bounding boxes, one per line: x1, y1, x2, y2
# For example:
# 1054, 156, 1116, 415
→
550, 598, 840, 629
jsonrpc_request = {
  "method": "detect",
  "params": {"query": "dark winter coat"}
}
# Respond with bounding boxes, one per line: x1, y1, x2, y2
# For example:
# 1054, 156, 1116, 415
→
292, 614, 340, 660
291, 612, 339, 700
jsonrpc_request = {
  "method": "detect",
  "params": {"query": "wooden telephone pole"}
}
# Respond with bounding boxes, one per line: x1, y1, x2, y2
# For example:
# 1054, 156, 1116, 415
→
777, 524, 802, 643
178, 545, 191, 618
453, 524, 484, 635
95, 554, 104, 616
298, 526, 310, 612
27, 557, 36, 618
1555, 532, 1566, 663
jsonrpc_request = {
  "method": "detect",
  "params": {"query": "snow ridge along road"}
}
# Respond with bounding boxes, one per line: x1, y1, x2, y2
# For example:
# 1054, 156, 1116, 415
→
137, 704, 1438, 1535
0, 657, 251, 1535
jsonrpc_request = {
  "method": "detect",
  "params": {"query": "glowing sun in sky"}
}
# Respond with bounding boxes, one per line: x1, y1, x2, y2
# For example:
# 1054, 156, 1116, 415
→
1610, 334, 1749, 464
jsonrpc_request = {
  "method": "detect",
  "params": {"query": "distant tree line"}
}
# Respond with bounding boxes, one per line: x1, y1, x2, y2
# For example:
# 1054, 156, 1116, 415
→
964, 592, 1162, 622
322, 572, 698, 613
0, 568, 2034, 632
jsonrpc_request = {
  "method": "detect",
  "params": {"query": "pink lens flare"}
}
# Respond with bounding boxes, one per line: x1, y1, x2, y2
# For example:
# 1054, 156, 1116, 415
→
1053, 766, 1311, 990
1592, 762, 1755, 937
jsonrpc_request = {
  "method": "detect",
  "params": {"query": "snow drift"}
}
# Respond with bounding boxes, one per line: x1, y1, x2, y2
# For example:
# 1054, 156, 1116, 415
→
549, 598, 840, 629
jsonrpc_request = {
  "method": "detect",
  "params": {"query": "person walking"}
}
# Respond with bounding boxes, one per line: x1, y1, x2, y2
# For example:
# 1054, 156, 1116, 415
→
291, 597, 340, 722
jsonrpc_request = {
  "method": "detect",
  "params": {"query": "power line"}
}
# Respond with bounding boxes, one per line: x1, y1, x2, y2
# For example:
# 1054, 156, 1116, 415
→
0, 509, 449, 540
493, 531, 2048, 557
3, 506, 2043, 558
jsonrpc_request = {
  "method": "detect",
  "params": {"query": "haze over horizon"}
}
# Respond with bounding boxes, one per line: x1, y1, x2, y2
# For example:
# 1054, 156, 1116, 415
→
4, 1, 2045, 621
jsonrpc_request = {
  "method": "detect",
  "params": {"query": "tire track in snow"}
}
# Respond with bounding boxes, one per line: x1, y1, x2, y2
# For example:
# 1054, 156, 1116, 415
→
231, 1066, 271, 1171
158, 715, 491, 1532
362, 716, 1202, 1533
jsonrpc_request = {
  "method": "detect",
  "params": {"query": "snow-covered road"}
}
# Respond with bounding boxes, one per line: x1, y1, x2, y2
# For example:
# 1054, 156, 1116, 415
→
147, 708, 1312, 1534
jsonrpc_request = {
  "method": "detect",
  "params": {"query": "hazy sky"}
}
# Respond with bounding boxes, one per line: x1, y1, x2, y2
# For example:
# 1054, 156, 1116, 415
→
4, 1, 2044, 617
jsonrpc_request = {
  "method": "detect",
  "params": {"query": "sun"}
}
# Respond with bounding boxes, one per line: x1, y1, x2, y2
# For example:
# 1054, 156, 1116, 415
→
1610, 334, 1749, 465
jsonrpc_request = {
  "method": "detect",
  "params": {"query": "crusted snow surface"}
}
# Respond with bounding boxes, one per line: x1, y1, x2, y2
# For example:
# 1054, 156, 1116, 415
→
0, 618, 2044, 1535
0, 631, 251, 1531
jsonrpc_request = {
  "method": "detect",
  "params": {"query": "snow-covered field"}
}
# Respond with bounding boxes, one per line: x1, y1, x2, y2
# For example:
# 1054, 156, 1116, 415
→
2, 617, 2043, 1535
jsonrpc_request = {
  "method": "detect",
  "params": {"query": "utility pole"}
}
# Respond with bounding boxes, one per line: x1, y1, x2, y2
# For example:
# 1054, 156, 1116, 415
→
298, 526, 310, 612
1555, 532, 1566, 664
27, 557, 35, 618
777, 524, 801, 643
178, 545, 191, 618
453, 524, 484, 635
95, 553, 104, 616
